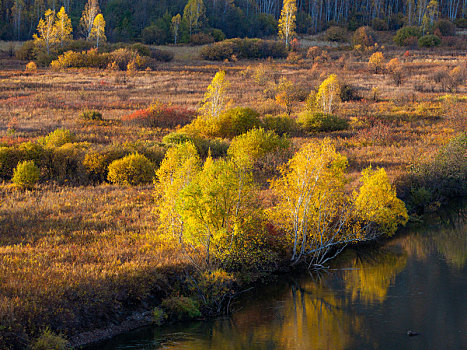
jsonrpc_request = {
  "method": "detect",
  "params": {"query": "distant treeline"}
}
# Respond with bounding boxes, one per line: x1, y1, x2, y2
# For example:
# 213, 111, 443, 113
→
1, 0, 466, 42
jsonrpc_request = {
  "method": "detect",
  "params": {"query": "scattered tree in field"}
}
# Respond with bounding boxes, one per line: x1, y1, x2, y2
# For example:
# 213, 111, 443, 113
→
33, 9, 58, 55
368, 51, 385, 74
80, 0, 100, 40
171, 14, 181, 44
353, 167, 408, 237
269, 139, 350, 266
278, 0, 297, 49
183, 0, 205, 35
90, 13, 106, 49
275, 78, 295, 115
54, 7, 72, 47
314, 74, 341, 114
155, 142, 201, 244
12, 160, 40, 189
177, 155, 254, 268
199, 70, 229, 120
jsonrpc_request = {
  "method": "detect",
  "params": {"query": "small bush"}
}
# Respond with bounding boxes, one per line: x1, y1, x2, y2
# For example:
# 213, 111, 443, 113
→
306, 46, 322, 61
150, 48, 174, 62
80, 110, 103, 121
200, 38, 287, 61
190, 32, 215, 45
418, 34, 441, 48
339, 83, 361, 101
393, 26, 422, 46
152, 307, 167, 326
209, 29, 226, 42
26, 61, 37, 72
434, 19, 456, 36
352, 26, 376, 47
214, 107, 262, 138
368, 51, 385, 73
107, 153, 155, 186
39, 129, 75, 148
262, 114, 298, 136
371, 18, 388, 31
12, 160, 40, 189
298, 111, 349, 132
162, 132, 228, 158
161, 296, 201, 321
29, 329, 69, 350
325, 26, 348, 42
16, 40, 36, 61
122, 102, 195, 128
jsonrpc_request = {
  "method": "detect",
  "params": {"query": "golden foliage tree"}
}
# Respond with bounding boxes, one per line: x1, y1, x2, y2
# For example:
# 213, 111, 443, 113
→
155, 142, 201, 244
80, 0, 100, 40
183, 0, 205, 35
33, 9, 58, 55
90, 13, 106, 49
353, 167, 408, 237
278, 0, 297, 49
368, 51, 385, 74
199, 70, 229, 120
314, 74, 341, 114
171, 14, 182, 44
54, 7, 72, 47
269, 139, 351, 266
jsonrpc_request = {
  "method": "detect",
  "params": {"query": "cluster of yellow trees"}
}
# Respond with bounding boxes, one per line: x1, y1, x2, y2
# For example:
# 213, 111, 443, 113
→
34, 0, 106, 54
154, 71, 408, 271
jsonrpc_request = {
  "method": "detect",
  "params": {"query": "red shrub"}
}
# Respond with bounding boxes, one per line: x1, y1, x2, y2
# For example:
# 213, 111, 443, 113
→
122, 102, 196, 128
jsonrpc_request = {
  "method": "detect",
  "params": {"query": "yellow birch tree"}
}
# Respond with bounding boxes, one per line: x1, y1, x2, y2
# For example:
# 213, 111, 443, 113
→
278, 0, 297, 49
80, 0, 100, 40
33, 9, 58, 55
54, 6, 72, 47
90, 13, 106, 49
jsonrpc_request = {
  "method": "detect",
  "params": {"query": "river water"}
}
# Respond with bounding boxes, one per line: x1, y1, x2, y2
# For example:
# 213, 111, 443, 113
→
93, 204, 467, 350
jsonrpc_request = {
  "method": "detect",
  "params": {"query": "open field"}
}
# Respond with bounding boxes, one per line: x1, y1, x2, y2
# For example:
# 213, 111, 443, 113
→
0, 45, 466, 348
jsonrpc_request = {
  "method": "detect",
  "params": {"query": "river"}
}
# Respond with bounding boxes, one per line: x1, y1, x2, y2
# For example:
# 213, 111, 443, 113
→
91, 203, 467, 350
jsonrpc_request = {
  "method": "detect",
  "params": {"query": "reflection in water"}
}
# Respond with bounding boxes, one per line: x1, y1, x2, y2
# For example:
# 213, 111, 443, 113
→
92, 204, 467, 350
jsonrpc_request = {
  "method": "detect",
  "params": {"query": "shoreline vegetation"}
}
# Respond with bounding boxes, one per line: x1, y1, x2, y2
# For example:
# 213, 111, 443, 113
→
0, 5, 466, 347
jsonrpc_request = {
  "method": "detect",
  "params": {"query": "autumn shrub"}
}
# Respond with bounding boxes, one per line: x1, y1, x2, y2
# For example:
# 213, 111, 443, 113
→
39, 129, 75, 148
353, 167, 408, 237
418, 34, 441, 48
29, 329, 69, 350
162, 132, 228, 158
368, 52, 385, 73
50, 49, 110, 69
152, 307, 167, 326
150, 48, 174, 62
339, 83, 361, 101
352, 26, 376, 47
393, 26, 422, 46
306, 46, 322, 61
122, 102, 195, 128
12, 160, 40, 189
161, 296, 201, 321
0, 146, 23, 179
192, 270, 237, 313
15, 40, 36, 61
44, 143, 89, 184
107, 153, 155, 186
80, 109, 103, 121
434, 19, 456, 36
262, 114, 298, 136
228, 128, 290, 170
371, 18, 388, 31
399, 133, 467, 213
325, 26, 348, 42
298, 111, 349, 132
26, 61, 38, 72
200, 38, 287, 60
215, 107, 262, 138
190, 32, 215, 45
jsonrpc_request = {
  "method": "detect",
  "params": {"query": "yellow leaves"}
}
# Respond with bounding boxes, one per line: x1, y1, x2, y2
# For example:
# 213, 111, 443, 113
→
368, 51, 385, 74
199, 70, 229, 120
314, 74, 341, 114
353, 167, 408, 237
278, 0, 297, 48
90, 13, 106, 48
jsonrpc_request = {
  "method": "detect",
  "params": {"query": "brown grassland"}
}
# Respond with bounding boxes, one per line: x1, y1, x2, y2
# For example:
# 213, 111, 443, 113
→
0, 39, 466, 348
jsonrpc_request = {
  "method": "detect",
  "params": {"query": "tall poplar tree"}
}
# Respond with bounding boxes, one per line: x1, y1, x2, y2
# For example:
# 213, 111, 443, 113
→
278, 0, 297, 49
183, 0, 205, 35
54, 6, 72, 47
33, 9, 57, 55
90, 13, 106, 48
80, 0, 100, 40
